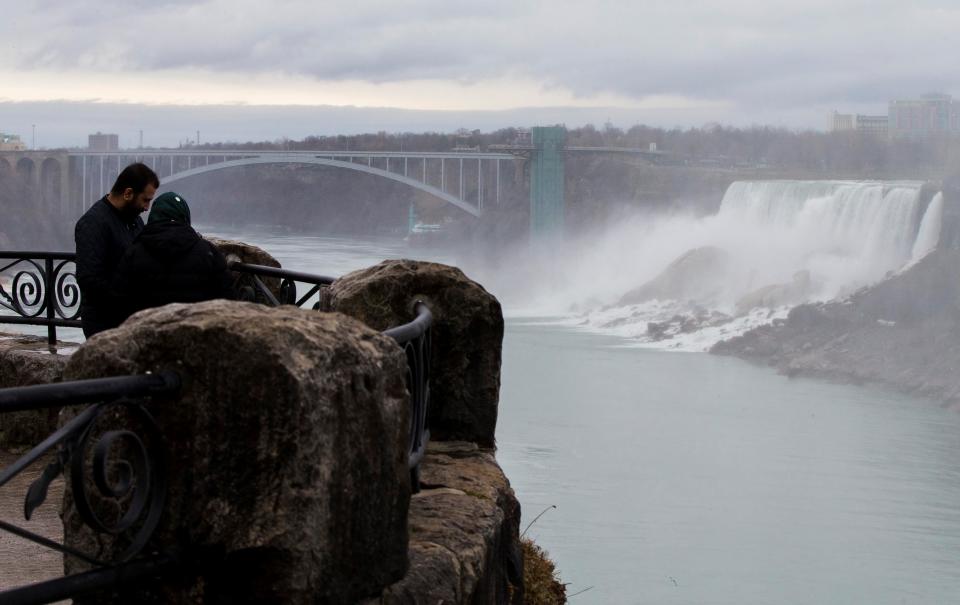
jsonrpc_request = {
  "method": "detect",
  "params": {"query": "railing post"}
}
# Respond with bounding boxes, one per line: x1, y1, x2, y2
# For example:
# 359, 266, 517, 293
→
44, 257, 55, 348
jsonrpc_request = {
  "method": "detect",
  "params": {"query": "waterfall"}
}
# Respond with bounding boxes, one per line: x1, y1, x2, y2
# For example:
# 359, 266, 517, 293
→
512, 179, 943, 351
706, 180, 928, 302
910, 192, 944, 262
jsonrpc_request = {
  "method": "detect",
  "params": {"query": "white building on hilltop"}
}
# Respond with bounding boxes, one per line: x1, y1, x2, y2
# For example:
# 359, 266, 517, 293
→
0, 133, 26, 151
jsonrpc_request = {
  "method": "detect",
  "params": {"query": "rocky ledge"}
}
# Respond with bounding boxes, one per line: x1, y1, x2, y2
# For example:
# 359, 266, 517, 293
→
369, 441, 522, 604
712, 249, 960, 407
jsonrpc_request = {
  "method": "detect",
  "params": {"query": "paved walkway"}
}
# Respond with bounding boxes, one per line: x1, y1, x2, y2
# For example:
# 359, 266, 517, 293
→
0, 450, 64, 593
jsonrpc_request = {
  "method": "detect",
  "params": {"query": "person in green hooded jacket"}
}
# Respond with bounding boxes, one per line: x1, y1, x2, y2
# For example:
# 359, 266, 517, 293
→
113, 192, 234, 323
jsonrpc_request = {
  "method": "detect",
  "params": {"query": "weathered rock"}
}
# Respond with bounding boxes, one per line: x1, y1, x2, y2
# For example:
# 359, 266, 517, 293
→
372, 441, 523, 605
61, 300, 411, 604
0, 332, 70, 448
206, 237, 284, 301
205, 237, 280, 269
713, 249, 960, 407
735, 270, 813, 314
618, 246, 731, 306
324, 260, 504, 448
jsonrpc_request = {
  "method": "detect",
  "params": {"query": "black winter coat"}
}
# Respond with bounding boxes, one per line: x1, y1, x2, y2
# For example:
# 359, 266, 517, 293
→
113, 221, 234, 321
75, 197, 144, 336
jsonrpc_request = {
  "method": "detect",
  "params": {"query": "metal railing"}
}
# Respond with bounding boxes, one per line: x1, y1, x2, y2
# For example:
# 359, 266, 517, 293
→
0, 371, 181, 605
0, 253, 337, 346
0, 252, 80, 347
0, 255, 434, 603
384, 301, 433, 488
227, 260, 335, 308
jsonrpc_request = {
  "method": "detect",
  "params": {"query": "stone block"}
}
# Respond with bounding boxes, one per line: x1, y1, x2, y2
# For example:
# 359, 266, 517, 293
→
324, 260, 503, 447
0, 332, 69, 449
374, 441, 523, 604
61, 300, 410, 604
206, 237, 284, 301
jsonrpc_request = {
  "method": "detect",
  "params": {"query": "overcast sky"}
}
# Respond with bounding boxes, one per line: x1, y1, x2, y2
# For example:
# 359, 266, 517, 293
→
2, 0, 958, 148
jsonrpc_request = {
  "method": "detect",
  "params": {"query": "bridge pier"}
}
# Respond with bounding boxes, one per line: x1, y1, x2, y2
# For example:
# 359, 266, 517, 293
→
529, 126, 566, 240
0, 151, 72, 217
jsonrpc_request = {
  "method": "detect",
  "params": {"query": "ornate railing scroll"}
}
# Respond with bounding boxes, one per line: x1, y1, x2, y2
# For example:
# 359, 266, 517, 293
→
0, 371, 180, 605
0, 251, 81, 348
383, 302, 433, 491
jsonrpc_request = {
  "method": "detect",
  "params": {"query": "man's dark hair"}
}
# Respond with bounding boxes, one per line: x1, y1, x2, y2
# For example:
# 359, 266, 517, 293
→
110, 163, 160, 196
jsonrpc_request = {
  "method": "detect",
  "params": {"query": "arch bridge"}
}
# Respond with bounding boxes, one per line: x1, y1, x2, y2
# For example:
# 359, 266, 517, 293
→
0, 149, 518, 219
0, 127, 671, 235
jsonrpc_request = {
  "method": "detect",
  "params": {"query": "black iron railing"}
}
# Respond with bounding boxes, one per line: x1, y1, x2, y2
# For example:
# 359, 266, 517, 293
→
384, 302, 433, 488
0, 254, 337, 346
228, 260, 335, 308
0, 252, 81, 347
0, 371, 181, 605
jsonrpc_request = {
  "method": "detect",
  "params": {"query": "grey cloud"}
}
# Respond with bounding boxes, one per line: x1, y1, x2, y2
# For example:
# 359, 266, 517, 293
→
3, 1, 959, 112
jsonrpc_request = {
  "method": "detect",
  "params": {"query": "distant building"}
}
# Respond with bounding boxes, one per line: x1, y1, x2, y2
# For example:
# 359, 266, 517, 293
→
831, 112, 888, 136
853, 115, 888, 137
0, 133, 26, 151
88, 132, 119, 151
831, 112, 855, 131
888, 94, 960, 138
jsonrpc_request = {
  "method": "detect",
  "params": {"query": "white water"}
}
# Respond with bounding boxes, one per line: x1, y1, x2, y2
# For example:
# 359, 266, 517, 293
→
911, 192, 944, 262
499, 180, 943, 351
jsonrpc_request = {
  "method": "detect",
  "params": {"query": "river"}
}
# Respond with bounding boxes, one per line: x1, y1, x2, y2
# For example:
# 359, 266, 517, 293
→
5, 222, 960, 603
209, 225, 960, 604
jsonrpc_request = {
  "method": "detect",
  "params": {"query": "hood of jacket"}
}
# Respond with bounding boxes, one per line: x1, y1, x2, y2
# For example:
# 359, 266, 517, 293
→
135, 221, 202, 260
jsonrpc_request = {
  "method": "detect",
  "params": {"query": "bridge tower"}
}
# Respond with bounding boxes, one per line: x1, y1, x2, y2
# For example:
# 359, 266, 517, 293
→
529, 126, 566, 239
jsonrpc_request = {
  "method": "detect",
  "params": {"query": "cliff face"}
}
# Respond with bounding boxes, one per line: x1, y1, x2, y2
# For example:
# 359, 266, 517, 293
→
712, 248, 960, 407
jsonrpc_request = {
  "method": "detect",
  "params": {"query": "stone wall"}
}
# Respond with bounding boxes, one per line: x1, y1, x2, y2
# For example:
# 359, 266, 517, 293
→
374, 441, 523, 604
0, 333, 69, 448
323, 260, 504, 448
325, 259, 521, 603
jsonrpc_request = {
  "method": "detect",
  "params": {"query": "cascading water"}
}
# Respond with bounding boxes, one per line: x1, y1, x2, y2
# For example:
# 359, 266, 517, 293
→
910, 192, 944, 263
505, 180, 944, 351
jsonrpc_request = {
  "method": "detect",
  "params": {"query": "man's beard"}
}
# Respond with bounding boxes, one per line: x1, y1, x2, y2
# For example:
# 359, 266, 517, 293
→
121, 204, 143, 221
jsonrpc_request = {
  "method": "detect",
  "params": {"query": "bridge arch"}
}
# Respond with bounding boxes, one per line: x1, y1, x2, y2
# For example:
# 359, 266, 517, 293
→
16, 157, 35, 184
160, 156, 482, 217
0, 157, 10, 179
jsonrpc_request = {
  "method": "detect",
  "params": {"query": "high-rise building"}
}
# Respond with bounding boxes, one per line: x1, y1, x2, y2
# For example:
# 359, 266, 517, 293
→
88, 132, 119, 151
888, 94, 960, 138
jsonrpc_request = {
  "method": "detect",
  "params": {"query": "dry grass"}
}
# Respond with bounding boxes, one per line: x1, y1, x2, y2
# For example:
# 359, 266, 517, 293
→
521, 536, 566, 604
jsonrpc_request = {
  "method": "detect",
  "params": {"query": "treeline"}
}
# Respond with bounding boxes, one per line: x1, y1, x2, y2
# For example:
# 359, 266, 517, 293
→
189, 123, 960, 181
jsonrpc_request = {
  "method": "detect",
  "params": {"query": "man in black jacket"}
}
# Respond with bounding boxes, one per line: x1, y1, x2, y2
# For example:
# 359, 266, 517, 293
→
74, 162, 159, 337
113, 192, 234, 321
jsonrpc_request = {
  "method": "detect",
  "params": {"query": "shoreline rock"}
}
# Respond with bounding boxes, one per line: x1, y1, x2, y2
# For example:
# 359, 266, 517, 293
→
711, 249, 960, 408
